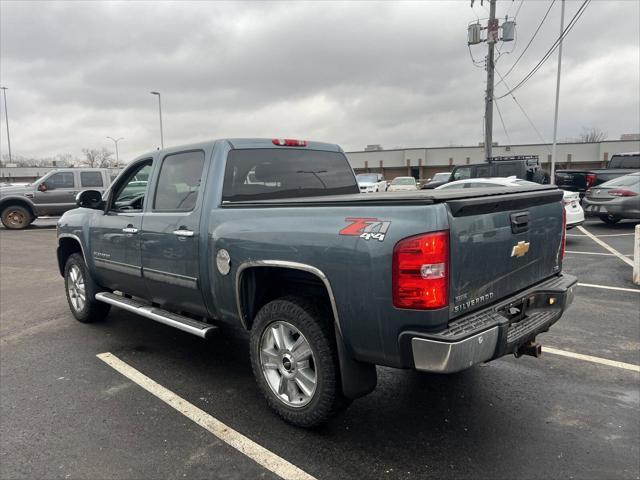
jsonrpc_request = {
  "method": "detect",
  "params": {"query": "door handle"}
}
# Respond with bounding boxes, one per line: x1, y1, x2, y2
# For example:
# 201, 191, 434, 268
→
173, 229, 194, 237
122, 227, 139, 234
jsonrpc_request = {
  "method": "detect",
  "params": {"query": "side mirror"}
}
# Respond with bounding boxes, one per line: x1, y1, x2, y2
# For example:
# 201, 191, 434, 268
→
37, 183, 48, 192
76, 190, 104, 210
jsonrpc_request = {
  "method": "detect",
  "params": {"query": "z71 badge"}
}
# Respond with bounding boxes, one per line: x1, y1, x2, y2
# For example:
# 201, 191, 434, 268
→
339, 217, 391, 242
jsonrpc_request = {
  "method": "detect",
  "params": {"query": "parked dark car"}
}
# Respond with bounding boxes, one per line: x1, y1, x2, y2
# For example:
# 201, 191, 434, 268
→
555, 152, 640, 198
583, 172, 640, 224
422, 156, 549, 189
56, 138, 575, 427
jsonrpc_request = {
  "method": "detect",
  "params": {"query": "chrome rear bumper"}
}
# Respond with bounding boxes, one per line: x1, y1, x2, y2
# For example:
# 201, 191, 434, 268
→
407, 274, 577, 373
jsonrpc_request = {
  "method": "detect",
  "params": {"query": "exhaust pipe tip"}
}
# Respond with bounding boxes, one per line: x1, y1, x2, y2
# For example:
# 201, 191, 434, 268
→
515, 340, 542, 358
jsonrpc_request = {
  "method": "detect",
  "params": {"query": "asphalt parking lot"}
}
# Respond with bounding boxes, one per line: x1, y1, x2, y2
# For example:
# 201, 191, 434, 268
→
1, 218, 639, 480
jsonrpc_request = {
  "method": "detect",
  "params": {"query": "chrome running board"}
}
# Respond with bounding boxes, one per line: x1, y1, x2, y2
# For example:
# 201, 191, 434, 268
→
95, 292, 217, 339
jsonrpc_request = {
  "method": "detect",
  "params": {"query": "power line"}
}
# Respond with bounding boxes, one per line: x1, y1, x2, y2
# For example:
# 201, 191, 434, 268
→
514, 0, 525, 19
495, 0, 591, 99
495, 0, 556, 86
495, 68, 551, 152
494, 98, 511, 144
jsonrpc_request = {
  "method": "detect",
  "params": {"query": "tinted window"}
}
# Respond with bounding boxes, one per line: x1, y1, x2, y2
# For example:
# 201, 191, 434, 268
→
81, 171, 103, 187
112, 162, 152, 211
452, 167, 471, 181
222, 149, 358, 202
154, 151, 205, 211
47, 172, 74, 188
609, 155, 640, 169
495, 163, 520, 177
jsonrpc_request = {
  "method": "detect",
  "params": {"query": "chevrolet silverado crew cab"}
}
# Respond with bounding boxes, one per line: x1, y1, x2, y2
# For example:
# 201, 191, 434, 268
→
0, 168, 112, 229
56, 138, 576, 427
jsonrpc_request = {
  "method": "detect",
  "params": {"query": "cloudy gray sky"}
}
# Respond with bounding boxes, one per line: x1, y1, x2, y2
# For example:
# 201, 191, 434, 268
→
1, 0, 638, 161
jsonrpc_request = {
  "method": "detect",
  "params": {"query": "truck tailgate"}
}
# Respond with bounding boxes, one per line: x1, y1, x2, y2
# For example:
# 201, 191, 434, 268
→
445, 188, 564, 319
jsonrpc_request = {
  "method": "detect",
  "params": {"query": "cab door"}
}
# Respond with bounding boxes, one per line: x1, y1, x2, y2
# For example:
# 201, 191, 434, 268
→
140, 150, 208, 316
90, 159, 153, 297
33, 171, 77, 215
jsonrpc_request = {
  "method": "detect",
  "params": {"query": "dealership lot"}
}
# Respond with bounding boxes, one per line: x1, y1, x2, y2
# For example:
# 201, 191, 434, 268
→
1, 219, 638, 479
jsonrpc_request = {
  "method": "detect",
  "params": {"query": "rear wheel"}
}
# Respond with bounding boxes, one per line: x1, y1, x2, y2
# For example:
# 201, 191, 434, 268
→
64, 253, 110, 323
599, 214, 621, 225
249, 296, 349, 427
1, 205, 33, 229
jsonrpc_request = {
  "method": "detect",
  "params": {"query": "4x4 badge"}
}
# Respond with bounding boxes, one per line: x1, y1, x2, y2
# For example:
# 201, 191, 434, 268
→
339, 217, 391, 242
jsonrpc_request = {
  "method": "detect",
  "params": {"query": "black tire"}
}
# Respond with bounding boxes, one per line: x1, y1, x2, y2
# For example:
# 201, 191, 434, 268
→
599, 214, 621, 225
249, 296, 350, 427
1, 205, 33, 229
64, 253, 110, 323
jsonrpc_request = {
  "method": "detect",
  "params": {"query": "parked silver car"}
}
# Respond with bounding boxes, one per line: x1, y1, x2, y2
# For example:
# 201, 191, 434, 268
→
583, 172, 640, 224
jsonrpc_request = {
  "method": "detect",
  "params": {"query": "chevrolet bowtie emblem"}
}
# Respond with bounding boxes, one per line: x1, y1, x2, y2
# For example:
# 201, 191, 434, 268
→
511, 241, 530, 258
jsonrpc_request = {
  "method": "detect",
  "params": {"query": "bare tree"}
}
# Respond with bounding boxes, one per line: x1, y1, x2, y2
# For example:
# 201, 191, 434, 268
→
81, 147, 115, 168
576, 127, 607, 143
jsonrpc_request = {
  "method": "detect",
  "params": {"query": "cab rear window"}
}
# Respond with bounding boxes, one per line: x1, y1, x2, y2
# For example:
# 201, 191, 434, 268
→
222, 149, 358, 202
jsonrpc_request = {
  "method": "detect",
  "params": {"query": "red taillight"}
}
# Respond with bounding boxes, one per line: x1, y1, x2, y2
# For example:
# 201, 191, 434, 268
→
561, 206, 567, 260
609, 189, 638, 197
272, 139, 307, 147
586, 173, 597, 188
392, 231, 449, 310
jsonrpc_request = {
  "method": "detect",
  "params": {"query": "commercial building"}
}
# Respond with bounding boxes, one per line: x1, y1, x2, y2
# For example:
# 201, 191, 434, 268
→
346, 139, 640, 181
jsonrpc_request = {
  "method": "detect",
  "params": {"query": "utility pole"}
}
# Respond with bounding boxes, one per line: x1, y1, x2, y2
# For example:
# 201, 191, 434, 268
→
550, 0, 566, 185
468, 1, 514, 162
0, 87, 12, 163
484, 0, 497, 162
106, 136, 124, 166
150, 91, 164, 149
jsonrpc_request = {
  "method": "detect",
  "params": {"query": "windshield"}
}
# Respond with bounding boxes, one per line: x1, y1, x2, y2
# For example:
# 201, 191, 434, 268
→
432, 173, 450, 181
356, 174, 379, 183
392, 177, 415, 185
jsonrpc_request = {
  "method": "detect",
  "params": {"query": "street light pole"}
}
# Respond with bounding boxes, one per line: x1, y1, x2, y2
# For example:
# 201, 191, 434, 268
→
106, 136, 124, 166
0, 87, 12, 163
550, 0, 566, 185
150, 91, 164, 149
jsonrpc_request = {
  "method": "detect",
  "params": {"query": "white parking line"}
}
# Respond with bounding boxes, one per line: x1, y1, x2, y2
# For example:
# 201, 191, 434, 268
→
566, 250, 633, 257
567, 233, 635, 237
577, 226, 634, 267
97, 352, 316, 480
543, 347, 640, 373
577, 282, 640, 293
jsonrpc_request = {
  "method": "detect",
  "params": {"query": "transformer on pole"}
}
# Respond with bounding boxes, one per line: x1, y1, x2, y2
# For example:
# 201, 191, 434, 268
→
468, 0, 516, 161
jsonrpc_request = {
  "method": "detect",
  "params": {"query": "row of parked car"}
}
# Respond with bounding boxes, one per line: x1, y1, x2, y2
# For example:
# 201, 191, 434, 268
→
356, 151, 640, 226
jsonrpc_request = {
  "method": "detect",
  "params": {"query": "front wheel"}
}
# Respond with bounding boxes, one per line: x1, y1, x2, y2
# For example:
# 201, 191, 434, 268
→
599, 214, 621, 225
1, 205, 33, 229
64, 253, 110, 323
249, 296, 349, 427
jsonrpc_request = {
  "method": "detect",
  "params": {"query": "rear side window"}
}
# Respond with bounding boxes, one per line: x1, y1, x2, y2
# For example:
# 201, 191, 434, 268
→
222, 149, 359, 202
153, 151, 205, 211
495, 163, 520, 177
47, 172, 74, 188
609, 155, 640, 169
81, 171, 103, 187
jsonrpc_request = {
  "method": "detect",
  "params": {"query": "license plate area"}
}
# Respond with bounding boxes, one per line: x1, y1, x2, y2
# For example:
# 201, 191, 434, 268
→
498, 297, 530, 324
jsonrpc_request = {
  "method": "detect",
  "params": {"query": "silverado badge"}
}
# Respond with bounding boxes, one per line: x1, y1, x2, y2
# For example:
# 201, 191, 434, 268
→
511, 241, 530, 258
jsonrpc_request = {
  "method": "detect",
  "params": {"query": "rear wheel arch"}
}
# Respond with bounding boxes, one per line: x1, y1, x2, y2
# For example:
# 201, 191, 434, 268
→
236, 263, 337, 331
236, 262, 377, 401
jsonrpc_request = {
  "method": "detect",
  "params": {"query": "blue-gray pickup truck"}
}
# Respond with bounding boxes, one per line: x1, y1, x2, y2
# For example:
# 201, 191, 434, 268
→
56, 138, 577, 427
